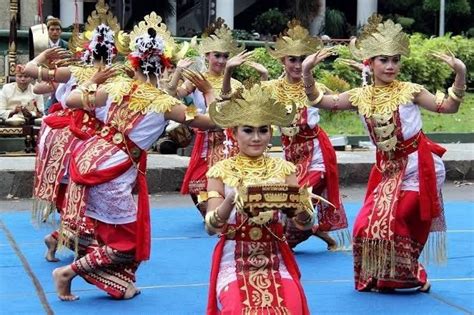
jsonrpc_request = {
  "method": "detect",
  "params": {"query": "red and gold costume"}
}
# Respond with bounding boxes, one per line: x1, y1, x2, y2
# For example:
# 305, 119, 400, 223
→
205, 84, 311, 314
207, 155, 310, 314
348, 17, 447, 291
180, 21, 243, 214
265, 21, 349, 249
181, 73, 241, 196
32, 0, 126, 256
33, 66, 104, 254
61, 12, 183, 298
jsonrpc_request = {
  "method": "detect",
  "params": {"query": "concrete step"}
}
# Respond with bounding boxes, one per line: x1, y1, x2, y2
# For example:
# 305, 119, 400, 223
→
1, 143, 473, 198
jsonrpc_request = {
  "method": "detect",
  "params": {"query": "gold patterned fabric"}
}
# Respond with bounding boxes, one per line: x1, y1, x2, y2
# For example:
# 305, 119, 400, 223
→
262, 78, 330, 110
104, 77, 180, 115
207, 154, 296, 189
350, 14, 410, 60
348, 80, 422, 118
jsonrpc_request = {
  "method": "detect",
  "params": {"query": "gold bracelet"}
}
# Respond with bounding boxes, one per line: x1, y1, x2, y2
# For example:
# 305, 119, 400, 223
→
37, 66, 43, 82
220, 89, 233, 100
205, 211, 220, 231
197, 190, 224, 203
451, 84, 466, 98
47, 69, 55, 81
87, 92, 96, 110
213, 206, 226, 225
448, 87, 463, 102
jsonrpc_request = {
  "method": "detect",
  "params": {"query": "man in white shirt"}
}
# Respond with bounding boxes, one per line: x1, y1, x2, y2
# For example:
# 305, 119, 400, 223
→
0, 65, 44, 125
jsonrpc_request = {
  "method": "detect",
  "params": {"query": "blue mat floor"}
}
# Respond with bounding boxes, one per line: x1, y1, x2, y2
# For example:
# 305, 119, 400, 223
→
1, 202, 473, 314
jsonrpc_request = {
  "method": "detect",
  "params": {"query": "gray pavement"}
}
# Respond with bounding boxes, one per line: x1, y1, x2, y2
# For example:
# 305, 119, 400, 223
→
0, 143, 473, 198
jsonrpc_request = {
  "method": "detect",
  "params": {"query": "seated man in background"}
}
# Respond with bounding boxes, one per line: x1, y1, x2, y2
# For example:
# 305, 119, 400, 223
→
0, 65, 44, 126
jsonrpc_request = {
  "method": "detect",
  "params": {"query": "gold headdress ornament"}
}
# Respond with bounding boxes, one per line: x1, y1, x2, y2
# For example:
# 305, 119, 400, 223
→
127, 11, 176, 56
209, 84, 296, 128
350, 14, 410, 60
198, 17, 244, 56
268, 20, 323, 59
68, 0, 129, 55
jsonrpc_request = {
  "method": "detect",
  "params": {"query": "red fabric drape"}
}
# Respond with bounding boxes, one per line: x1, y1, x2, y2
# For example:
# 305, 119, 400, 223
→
417, 133, 446, 221
366, 132, 445, 221
181, 130, 205, 194
317, 128, 341, 209
69, 151, 151, 261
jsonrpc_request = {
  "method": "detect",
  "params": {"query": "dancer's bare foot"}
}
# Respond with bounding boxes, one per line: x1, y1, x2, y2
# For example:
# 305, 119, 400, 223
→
44, 234, 60, 262
314, 230, 338, 251
52, 266, 79, 301
123, 283, 141, 299
418, 281, 431, 293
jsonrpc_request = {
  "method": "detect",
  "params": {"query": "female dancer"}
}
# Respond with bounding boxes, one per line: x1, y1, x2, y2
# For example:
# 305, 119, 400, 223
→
223, 20, 349, 250
301, 15, 467, 292
205, 84, 312, 314
51, 12, 213, 301
171, 19, 264, 218
25, 0, 126, 261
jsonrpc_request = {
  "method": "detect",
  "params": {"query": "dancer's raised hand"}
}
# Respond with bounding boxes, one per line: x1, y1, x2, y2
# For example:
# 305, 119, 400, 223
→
302, 47, 337, 73
431, 49, 466, 74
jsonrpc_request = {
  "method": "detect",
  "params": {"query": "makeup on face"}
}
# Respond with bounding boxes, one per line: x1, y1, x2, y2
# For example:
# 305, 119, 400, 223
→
235, 125, 272, 157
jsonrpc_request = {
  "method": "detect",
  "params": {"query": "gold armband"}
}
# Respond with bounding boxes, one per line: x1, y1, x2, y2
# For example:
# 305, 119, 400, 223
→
184, 105, 198, 122
197, 190, 224, 203
307, 88, 324, 106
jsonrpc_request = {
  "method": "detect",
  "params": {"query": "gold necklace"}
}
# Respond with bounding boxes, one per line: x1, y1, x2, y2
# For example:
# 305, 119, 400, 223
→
349, 80, 422, 118
274, 78, 307, 109
231, 154, 269, 185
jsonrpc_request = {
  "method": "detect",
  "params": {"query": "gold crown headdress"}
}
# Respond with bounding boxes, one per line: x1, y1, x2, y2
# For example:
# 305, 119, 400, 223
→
198, 18, 244, 56
127, 11, 176, 55
68, 0, 129, 55
209, 84, 296, 128
268, 20, 323, 59
350, 14, 410, 60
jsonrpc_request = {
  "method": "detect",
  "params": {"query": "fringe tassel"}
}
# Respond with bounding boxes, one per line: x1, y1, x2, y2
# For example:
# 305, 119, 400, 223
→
421, 231, 447, 266
56, 223, 80, 258
31, 198, 57, 227
361, 238, 396, 279
329, 228, 353, 251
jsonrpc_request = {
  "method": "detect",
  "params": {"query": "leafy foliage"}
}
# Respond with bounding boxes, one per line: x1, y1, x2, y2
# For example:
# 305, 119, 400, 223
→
233, 47, 283, 84
252, 8, 288, 36
324, 9, 347, 38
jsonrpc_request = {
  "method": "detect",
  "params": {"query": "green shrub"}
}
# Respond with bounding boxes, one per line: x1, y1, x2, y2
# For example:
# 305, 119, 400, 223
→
252, 8, 287, 36
400, 33, 473, 91
319, 72, 351, 93
231, 34, 473, 91
233, 47, 283, 84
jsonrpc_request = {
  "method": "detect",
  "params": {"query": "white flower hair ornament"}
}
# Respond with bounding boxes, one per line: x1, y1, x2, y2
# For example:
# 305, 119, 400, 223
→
127, 28, 172, 85
81, 23, 117, 66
